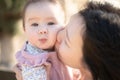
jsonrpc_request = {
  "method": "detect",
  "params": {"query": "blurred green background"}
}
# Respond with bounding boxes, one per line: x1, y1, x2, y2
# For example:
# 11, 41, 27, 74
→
0, 0, 26, 80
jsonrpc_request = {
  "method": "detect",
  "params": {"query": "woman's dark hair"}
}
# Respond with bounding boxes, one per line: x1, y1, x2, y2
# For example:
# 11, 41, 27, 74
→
80, 2, 120, 80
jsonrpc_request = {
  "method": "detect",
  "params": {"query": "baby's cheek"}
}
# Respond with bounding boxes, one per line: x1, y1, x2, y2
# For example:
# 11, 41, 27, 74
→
57, 32, 63, 43
56, 39, 62, 51
56, 28, 65, 48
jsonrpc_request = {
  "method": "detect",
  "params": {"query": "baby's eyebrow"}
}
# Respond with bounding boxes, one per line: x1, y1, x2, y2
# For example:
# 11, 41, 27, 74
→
46, 17, 57, 21
28, 17, 40, 21
46, 17, 54, 20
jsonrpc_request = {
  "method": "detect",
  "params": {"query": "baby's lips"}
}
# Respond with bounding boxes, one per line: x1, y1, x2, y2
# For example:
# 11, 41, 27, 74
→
39, 38, 47, 43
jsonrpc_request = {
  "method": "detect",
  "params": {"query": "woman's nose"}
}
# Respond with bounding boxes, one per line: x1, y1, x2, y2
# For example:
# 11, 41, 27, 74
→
38, 27, 48, 34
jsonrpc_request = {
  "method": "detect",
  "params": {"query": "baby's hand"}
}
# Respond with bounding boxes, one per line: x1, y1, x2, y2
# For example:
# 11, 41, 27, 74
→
13, 64, 23, 80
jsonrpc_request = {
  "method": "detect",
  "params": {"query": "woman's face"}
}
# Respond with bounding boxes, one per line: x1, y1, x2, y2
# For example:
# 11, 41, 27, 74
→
56, 14, 85, 68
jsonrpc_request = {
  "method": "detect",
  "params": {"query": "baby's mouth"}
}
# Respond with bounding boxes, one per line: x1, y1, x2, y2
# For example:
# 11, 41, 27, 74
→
39, 38, 47, 43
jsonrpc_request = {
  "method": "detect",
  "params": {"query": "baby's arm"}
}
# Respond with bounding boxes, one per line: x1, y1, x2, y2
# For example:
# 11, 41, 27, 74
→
13, 64, 50, 80
13, 64, 23, 80
13, 52, 52, 80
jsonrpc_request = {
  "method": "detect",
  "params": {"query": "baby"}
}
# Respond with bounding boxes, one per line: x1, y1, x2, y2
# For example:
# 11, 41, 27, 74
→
15, 0, 65, 80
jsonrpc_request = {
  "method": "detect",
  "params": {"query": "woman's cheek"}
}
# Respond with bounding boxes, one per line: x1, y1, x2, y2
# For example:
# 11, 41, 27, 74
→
58, 42, 67, 58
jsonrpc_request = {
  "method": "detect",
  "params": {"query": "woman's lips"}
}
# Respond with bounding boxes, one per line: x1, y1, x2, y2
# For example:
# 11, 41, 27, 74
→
39, 38, 47, 43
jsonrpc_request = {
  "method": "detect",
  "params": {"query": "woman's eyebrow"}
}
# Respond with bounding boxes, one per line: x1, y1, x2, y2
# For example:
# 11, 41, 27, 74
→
65, 29, 71, 47
66, 29, 70, 42
64, 39, 70, 48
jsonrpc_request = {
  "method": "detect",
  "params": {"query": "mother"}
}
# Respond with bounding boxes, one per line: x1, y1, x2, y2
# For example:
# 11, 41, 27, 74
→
14, 2, 120, 80
57, 2, 120, 80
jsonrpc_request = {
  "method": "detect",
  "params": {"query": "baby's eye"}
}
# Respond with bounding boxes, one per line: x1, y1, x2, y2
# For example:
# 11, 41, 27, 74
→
47, 22, 55, 25
31, 23, 39, 27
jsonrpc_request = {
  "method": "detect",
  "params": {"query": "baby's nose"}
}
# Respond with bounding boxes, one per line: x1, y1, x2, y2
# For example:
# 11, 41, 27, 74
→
38, 27, 48, 34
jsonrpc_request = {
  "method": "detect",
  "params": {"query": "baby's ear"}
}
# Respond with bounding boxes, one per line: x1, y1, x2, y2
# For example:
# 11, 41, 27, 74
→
23, 26, 26, 32
23, 28, 25, 32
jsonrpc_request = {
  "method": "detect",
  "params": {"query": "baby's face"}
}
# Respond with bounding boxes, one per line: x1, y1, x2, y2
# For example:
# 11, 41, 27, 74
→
56, 14, 85, 68
24, 2, 65, 49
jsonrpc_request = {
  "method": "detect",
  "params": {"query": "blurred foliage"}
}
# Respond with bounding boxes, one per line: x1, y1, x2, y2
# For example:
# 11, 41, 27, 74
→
0, 0, 26, 36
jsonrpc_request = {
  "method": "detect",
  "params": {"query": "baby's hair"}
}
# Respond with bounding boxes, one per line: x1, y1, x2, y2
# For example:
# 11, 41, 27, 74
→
22, 0, 66, 29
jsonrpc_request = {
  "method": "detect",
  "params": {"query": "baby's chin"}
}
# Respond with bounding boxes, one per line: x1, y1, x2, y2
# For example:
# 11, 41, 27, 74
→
40, 46, 55, 52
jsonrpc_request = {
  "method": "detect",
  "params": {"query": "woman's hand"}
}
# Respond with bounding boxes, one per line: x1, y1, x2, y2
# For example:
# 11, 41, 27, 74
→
13, 64, 23, 80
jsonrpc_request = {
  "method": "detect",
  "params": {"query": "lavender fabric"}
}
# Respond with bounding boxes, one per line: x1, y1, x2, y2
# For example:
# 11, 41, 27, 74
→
16, 42, 81, 80
15, 43, 72, 80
